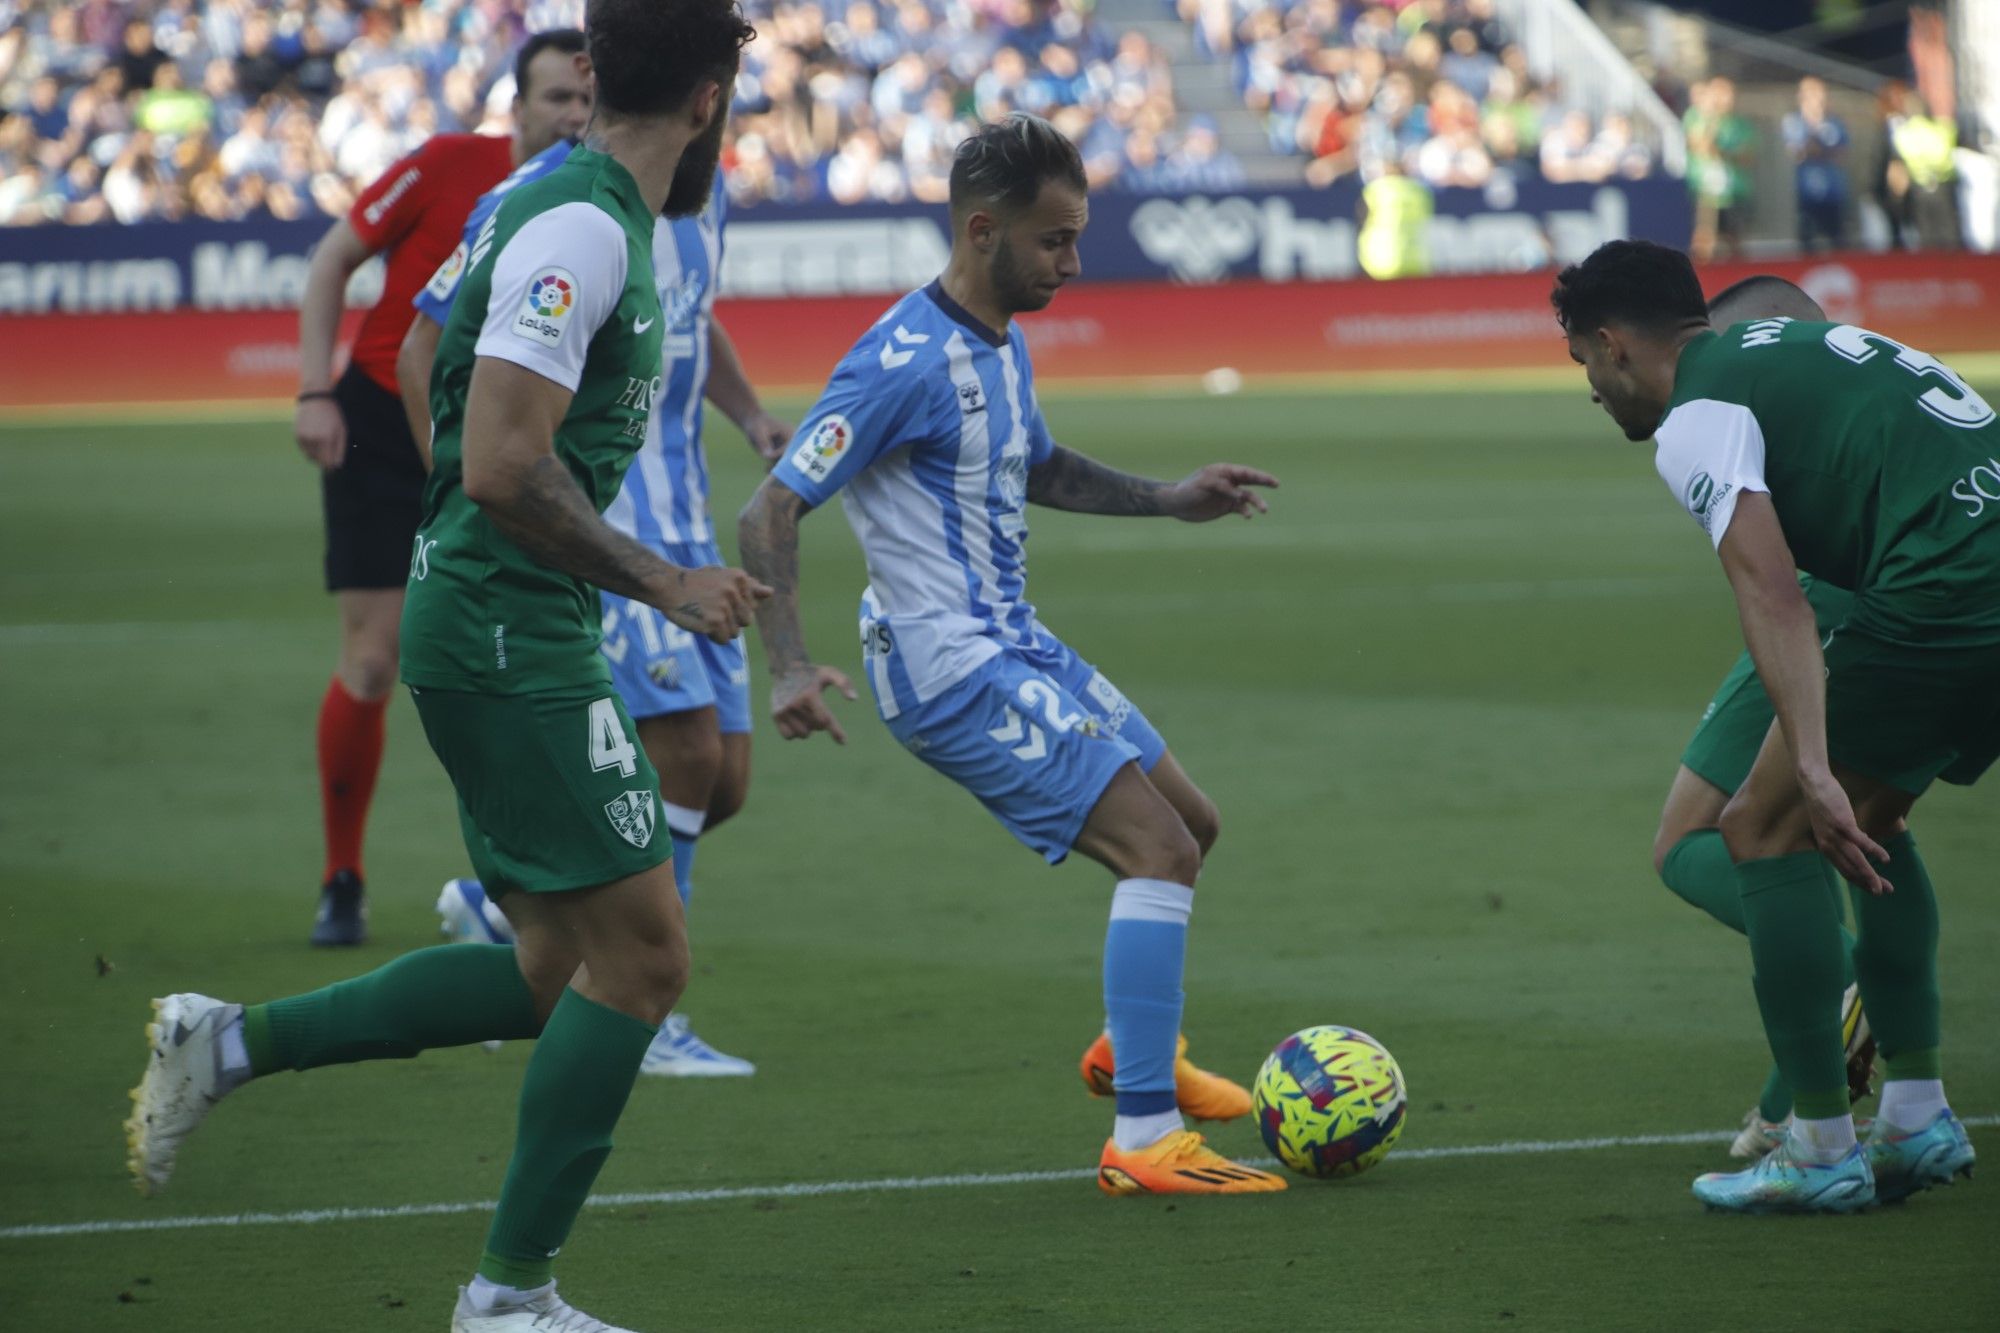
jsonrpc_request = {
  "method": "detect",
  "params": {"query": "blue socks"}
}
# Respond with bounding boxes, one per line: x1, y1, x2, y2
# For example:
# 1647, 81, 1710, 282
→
660, 801, 705, 908
1104, 878, 1193, 1135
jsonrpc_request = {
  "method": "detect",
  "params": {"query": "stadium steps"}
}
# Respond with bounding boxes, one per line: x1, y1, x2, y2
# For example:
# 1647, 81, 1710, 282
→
1091, 1, 1306, 187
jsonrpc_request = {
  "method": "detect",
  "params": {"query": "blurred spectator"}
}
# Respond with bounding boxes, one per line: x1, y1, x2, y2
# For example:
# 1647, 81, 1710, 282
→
1156, 115, 1247, 192
1782, 76, 1847, 253
1591, 113, 1653, 180
1195, 0, 1657, 190
1685, 76, 1754, 261
1886, 86, 1959, 252
1357, 157, 1430, 279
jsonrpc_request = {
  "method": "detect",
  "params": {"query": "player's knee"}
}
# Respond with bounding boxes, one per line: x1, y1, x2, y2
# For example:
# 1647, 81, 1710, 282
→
633, 935, 691, 1023
336, 651, 399, 701
1181, 794, 1221, 859
513, 941, 581, 1016
1651, 826, 1684, 880
1131, 823, 1203, 887
705, 776, 748, 829
1717, 794, 1808, 863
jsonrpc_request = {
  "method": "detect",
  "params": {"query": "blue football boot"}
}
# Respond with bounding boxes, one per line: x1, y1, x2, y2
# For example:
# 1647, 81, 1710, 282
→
1866, 1109, 1976, 1204
1692, 1136, 1876, 1214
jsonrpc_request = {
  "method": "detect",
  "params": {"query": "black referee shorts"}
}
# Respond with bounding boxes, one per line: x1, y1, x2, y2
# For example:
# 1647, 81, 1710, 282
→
321, 363, 426, 591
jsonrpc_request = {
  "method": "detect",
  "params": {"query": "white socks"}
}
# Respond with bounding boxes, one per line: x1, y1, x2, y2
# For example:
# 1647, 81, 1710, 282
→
1790, 1114, 1858, 1164
466, 1277, 554, 1312
217, 1012, 251, 1077
1113, 1109, 1185, 1152
1878, 1079, 1948, 1133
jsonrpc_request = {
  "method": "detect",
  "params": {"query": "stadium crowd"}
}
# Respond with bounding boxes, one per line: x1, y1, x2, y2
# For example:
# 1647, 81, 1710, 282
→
1179, 0, 1658, 188
0, 0, 1216, 224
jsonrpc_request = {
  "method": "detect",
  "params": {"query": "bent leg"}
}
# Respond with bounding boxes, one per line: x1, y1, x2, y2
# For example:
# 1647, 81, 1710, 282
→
1074, 765, 1202, 1146
1143, 750, 1220, 862
638, 707, 724, 908
317, 588, 402, 885
480, 860, 687, 1288
244, 944, 543, 1074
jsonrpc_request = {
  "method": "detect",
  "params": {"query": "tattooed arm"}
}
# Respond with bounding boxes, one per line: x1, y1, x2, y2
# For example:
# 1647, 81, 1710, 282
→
738, 476, 856, 742
460, 356, 766, 643
1027, 444, 1280, 522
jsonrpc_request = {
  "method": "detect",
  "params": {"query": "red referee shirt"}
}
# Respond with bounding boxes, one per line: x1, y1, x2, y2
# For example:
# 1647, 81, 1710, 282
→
344, 133, 513, 395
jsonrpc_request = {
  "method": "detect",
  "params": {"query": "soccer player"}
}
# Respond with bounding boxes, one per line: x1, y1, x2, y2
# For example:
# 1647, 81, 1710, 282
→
294, 28, 592, 947
736, 114, 1287, 1196
414, 169, 792, 1078
1554, 239, 1993, 1214
1652, 276, 1874, 1160
126, 4, 765, 1328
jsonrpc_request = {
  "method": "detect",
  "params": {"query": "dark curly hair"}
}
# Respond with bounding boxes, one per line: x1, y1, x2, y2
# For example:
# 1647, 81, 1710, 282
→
1550, 239, 1708, 338
586, 0, 755, 119
949, 113, 1087, 219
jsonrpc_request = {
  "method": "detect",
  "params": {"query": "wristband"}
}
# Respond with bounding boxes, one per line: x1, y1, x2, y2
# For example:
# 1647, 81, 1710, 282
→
296, 390, 337, 402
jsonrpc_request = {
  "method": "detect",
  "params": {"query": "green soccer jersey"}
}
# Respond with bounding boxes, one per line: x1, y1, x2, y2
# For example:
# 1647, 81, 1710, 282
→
1655, 318, 2000, 646
401, 149, 666, 693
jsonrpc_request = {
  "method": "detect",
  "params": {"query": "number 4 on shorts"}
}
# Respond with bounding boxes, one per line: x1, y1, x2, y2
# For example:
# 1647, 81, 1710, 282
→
588, 697, 639, 778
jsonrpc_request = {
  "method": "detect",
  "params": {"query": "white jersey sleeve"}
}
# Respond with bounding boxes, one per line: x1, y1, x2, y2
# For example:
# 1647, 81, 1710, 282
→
472, 201, 629, 392
1653, 398, 1769, 548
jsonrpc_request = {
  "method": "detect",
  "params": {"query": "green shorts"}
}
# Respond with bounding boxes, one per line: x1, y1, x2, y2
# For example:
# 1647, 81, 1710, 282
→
1820, 625, 2000, 796
410, 684, 669, 895
1681, 579, 1855, 793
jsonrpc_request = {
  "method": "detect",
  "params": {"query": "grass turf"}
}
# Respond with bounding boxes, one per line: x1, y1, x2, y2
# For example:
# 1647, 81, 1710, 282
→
1, 386, 1996, 1330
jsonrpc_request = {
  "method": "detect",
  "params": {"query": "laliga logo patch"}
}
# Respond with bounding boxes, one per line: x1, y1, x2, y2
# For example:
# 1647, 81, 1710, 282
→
423, 243, 467, 300
792, 414, 853, 483
604, 790, 656, 849
514, 267, 577, 347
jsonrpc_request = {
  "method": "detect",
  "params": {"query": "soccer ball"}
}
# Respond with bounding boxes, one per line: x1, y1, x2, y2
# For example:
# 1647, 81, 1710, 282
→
1253, 1025, 1407, 1178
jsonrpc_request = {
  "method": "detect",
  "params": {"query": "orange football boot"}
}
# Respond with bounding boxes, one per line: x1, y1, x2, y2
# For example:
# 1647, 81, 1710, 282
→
1079, 1032, 1253, 1122
1098, 1131, 1288, 1195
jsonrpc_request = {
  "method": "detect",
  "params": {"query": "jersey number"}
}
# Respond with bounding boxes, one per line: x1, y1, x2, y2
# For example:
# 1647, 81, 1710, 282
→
588, 698, 639, 778
1823, 325, 1997, 429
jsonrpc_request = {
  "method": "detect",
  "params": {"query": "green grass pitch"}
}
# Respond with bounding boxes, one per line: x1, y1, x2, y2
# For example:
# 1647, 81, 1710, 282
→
2, 385, 1995, 1330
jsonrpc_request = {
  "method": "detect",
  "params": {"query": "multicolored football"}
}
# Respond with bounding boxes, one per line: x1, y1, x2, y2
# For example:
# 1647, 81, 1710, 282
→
1253, 1025, 1407, 1178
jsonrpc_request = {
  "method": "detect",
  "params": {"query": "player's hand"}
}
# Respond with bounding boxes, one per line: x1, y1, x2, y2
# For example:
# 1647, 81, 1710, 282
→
294, 395, 347, 471
1800, 766, 1893, 895
1162, 463, 1278, 522
739, 409, 793, 466
771, 664, 857, 744
656, 566, 771, 645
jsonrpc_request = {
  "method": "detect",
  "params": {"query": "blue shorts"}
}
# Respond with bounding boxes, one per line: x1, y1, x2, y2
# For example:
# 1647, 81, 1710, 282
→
883, 638, 1167, 864
598, 541, 750, 734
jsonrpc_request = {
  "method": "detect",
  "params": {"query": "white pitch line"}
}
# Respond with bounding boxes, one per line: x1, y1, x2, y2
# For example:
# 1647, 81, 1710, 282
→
5, 1116, 1992, 1243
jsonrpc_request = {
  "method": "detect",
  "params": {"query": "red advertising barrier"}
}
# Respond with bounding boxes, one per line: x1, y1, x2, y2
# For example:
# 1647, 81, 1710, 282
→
2, 253, 1995, 409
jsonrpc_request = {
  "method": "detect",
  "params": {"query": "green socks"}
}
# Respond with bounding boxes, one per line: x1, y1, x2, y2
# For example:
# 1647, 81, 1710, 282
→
242, 944, 542, 1074
479, 988, 658, 1289
1661, 829, 1750, 933
1851, 831, 1942, 1079
1661, 830, 1857, 1120
1739, 852, 1851, 1120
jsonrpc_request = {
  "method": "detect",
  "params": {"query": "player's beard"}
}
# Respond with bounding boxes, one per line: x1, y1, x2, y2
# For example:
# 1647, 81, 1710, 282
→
662, 110, 728, 219
989, 231, 1054, 315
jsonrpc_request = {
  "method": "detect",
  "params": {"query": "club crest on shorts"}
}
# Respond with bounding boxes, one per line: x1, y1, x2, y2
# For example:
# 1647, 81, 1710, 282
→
604, 790, 656, 849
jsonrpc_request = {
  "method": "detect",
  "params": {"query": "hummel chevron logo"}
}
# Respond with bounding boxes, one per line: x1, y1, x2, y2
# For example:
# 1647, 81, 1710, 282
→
987, 707, 1046, 761
878, 324, 929, 370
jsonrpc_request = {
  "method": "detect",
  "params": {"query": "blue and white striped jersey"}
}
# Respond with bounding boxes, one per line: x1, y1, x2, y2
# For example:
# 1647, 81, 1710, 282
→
603, 178, 728, 548
770, 280, 1059, 718
412, 139, 574, 328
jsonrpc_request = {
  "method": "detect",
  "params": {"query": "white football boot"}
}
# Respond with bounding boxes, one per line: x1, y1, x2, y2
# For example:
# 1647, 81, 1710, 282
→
436, 879, 517, 945
639, 1013, 756, 1077
450, 1284, 637, 1332
125, 993, 247, 1195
